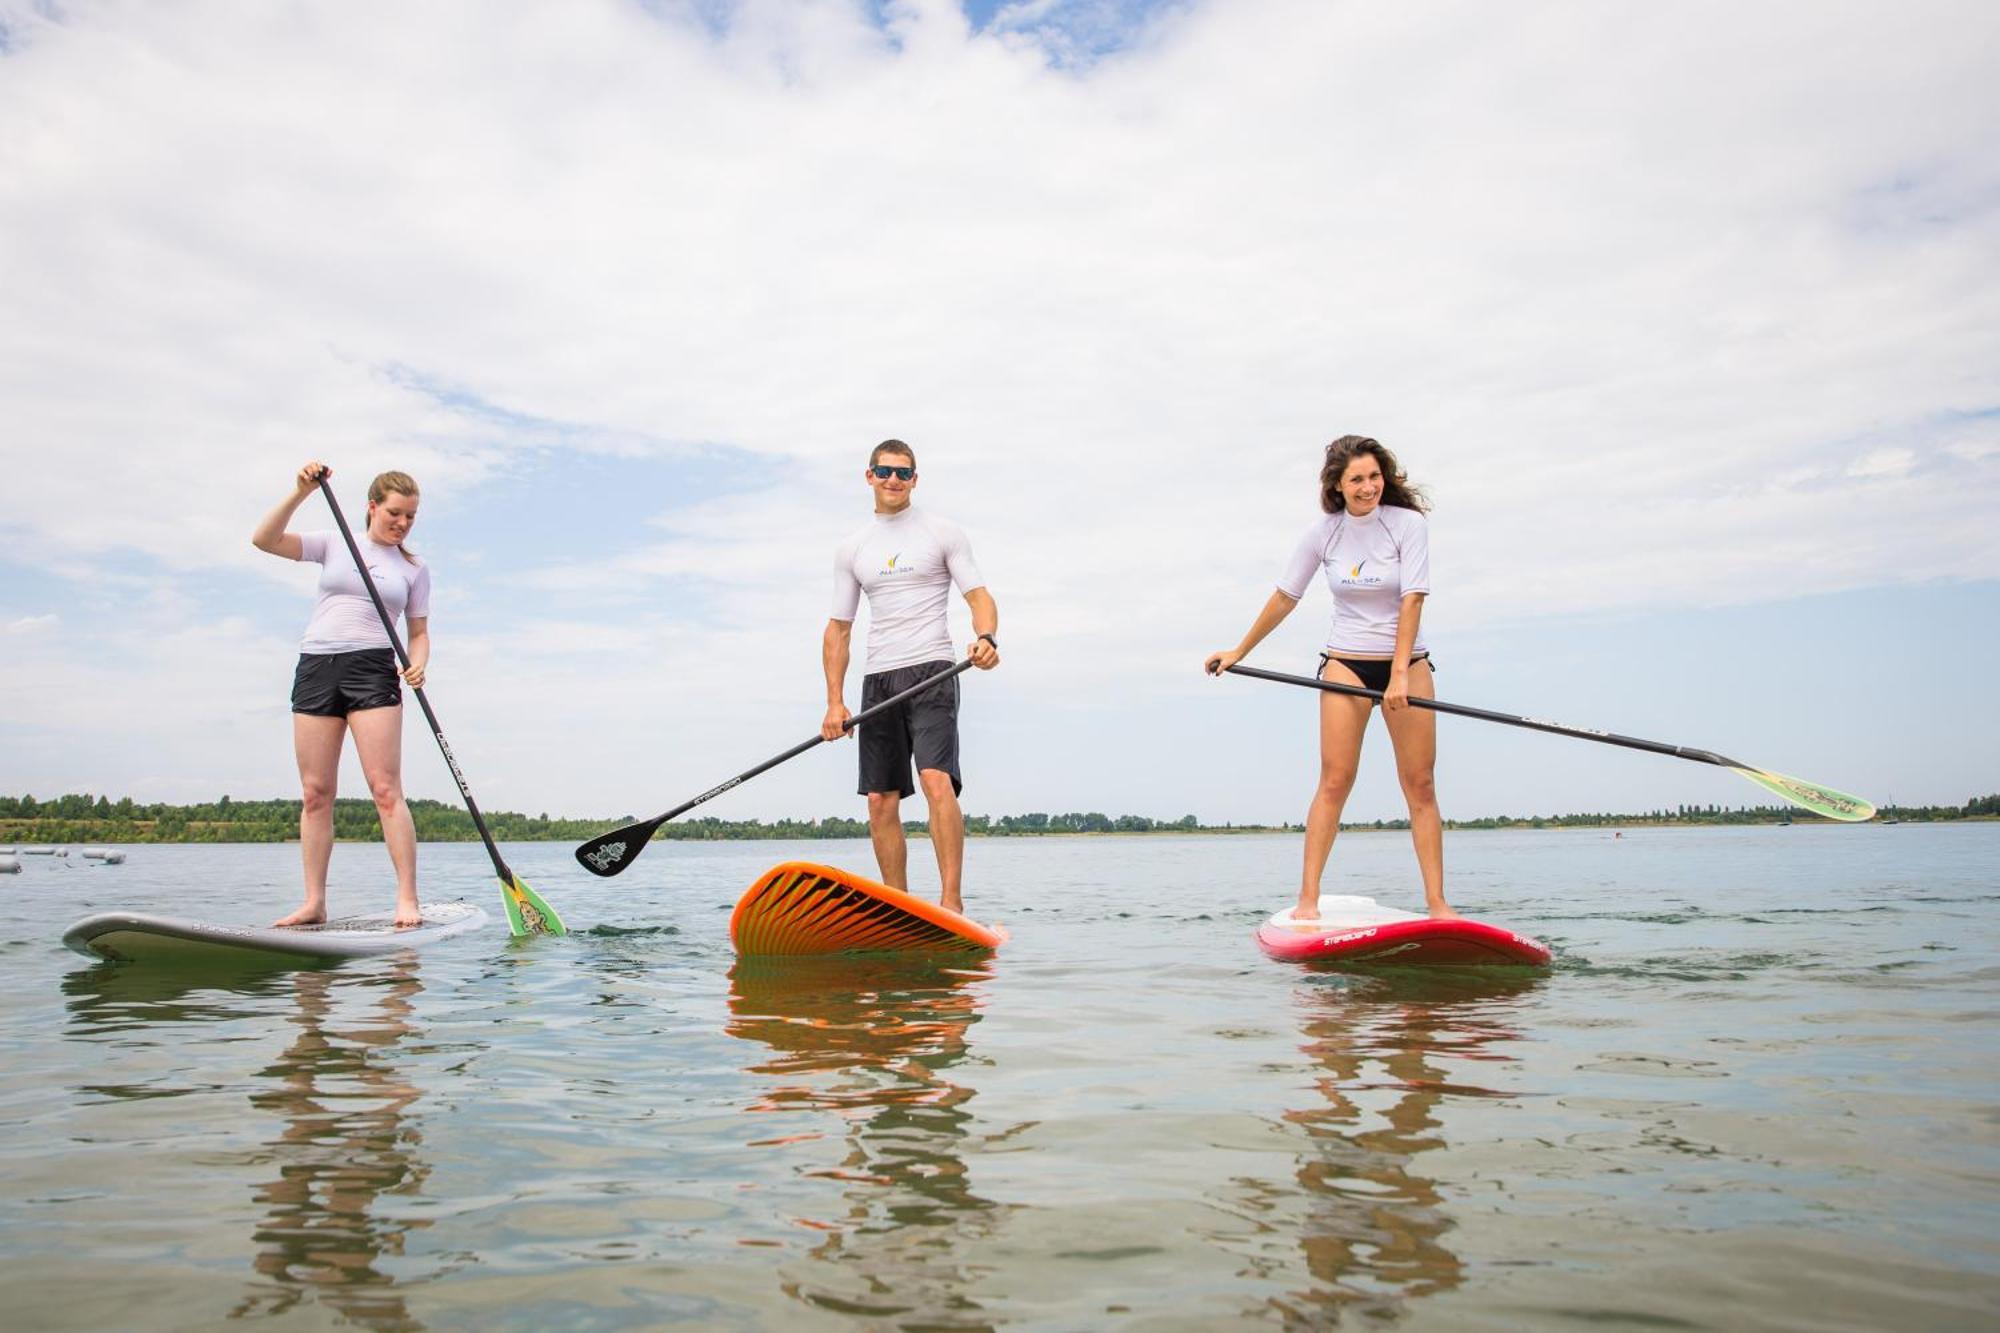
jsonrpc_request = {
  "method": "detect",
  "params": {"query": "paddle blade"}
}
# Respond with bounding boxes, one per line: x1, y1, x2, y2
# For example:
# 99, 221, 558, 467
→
1731, 767, 1876, 822
574, 821, 655, 878
502, 873, 567, 937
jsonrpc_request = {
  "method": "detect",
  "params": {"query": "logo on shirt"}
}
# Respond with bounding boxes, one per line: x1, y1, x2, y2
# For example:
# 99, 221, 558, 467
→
1339, 558, 1385, 588
878, 552, 913, 576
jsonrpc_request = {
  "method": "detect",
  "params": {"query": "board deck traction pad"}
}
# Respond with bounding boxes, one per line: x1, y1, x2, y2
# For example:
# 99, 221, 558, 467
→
731, 861, 1007, 956
1257, 896, 1551, 967
62, 901, 489, 963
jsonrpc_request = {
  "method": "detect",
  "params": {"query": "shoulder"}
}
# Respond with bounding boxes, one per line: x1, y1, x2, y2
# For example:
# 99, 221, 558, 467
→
914, 508, 966, 541
835, 524, 872, 557
1296, 512, 1343, 546
1381, 505, 1429, 533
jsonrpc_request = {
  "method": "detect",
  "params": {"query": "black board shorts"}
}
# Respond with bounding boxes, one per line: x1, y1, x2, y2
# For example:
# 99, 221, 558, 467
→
291, 649, 401, 717
857, 659, 961, 799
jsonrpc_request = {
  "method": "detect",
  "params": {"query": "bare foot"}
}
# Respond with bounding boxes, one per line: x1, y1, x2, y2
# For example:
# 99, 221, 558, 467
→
940, 894, 965, 918
273, 904, 326, 928
1292, 901, 1320, 922
1428, 903, 1461, 920
393, 902, 424, 929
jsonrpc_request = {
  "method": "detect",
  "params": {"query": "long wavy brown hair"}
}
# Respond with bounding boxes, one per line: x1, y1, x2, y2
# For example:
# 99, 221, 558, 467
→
1319, 436, 1429, 515
367, 470, 420, 560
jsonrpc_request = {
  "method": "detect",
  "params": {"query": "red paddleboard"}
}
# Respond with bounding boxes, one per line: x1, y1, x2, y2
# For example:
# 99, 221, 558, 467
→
731, 861, 1009, 957
1257, 896, 1550, 967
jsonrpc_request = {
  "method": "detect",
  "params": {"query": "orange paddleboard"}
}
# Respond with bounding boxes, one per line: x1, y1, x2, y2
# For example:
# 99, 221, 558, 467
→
730, 861, 1008, 956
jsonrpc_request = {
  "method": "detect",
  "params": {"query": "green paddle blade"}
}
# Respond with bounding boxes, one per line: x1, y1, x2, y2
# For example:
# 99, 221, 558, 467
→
1732, 767, 1876, 822
502, 873, 568, 937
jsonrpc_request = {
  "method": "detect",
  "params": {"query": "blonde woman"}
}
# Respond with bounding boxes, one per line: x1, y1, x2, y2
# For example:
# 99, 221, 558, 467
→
252, 462, 430, 926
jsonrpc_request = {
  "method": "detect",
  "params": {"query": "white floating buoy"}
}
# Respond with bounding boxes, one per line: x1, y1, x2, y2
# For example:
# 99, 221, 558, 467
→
21, 846, 56, 856
80, 847, 125, 864
0, 857, 20, 874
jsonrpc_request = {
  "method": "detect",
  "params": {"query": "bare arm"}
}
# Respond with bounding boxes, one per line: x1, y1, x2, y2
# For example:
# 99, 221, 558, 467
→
251, 461, 328, 560
821, 619, 854, 740
1381, 592, 1426, 711
964, 586, 999, 669
1204, 589, 1300, 675
402, 617, 429, 688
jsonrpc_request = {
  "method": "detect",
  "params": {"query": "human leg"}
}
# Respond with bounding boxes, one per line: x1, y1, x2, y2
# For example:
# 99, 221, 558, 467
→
1298, 659, 1371, 919
918, 768, 966, 913
281, 712, 348, 926
1381, 658, 1452, 918
348, 704, 421, 926
867, 790, 909, 889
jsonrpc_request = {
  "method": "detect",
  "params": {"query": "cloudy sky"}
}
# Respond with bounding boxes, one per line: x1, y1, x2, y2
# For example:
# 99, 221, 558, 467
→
3, 0, 1996, 831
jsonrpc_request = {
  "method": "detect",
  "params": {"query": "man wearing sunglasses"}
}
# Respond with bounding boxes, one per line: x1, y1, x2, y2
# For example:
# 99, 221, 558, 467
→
823, 439, 1000, 916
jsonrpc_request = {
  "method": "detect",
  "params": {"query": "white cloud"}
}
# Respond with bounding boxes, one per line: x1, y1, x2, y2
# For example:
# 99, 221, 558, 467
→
1846, 447, 1918, 479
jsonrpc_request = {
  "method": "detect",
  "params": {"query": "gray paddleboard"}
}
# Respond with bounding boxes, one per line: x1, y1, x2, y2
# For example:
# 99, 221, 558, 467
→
62, 901, 488, 965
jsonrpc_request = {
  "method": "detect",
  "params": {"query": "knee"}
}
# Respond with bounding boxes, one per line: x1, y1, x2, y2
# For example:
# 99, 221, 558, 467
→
299, 782, 335, 815
367, 774, 405, 809
866, 792, 902, 824
1315, 764, 1357, 799
917, 770, 957, 805
1399, 768, 1438, 805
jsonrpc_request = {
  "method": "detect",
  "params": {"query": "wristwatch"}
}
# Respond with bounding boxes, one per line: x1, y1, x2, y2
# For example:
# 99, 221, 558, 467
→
978, 633, 998, 649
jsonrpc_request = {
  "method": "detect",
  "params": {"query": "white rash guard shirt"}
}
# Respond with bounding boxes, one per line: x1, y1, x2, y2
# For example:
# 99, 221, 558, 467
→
295, 531, 432, 654
1276, 505, 1430, 657
831, 506, 986, 674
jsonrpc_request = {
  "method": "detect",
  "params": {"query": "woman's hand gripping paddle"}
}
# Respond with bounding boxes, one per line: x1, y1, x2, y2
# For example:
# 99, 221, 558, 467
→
1220, 662, 1874, 822
574, 659, 976, 877
318, 474, 567, 936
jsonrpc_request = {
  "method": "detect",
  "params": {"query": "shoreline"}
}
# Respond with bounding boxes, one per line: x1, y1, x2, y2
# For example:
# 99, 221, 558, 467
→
4, 813, 1987, 847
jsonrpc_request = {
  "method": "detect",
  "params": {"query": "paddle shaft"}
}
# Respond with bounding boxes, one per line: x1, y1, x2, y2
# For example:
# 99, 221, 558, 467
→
575, 657, 974, 874
317, 476, 517, 886
1223, 663, 1746, 770
659, 657, 975, 824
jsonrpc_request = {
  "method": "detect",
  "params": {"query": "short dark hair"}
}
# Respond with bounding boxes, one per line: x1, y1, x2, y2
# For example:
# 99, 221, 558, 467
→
868, 439, 916, 471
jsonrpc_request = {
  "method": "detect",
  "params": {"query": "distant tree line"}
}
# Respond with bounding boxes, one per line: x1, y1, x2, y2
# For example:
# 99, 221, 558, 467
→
0, 794, 1253, 844
1, 792, 1991, 844
1445, 797, 1999, 829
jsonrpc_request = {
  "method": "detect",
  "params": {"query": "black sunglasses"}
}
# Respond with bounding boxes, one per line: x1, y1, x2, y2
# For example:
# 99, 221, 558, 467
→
869, 464, 915, 481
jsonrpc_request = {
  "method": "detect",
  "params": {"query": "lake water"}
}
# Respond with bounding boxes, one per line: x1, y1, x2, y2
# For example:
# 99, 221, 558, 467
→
1, 825, 1996, 1330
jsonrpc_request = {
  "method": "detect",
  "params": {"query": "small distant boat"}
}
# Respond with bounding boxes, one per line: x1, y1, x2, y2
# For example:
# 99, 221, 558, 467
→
80, 848, 126, 865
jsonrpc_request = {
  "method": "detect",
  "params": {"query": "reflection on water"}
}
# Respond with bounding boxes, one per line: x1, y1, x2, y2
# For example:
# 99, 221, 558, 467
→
59, 959, 436, 1329
62, 964, 297, 1040
229, 964, 429, 1329
727, 956, 1002, 1329
1270, 968, 1544, 1325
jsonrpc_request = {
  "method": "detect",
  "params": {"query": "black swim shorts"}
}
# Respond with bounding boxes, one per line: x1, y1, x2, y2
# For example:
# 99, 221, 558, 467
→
1318, 652, 1434, 694
291, 649, 402, 718
856, 659, 961, 798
